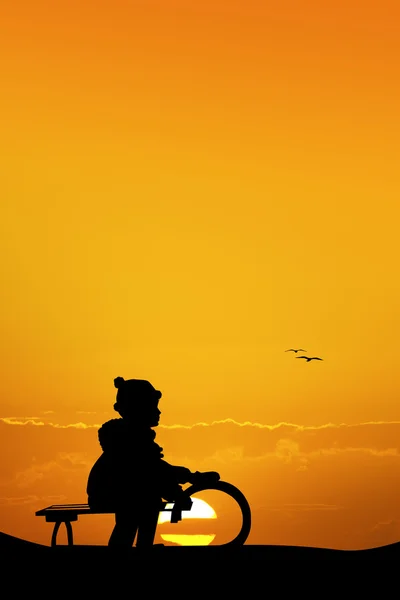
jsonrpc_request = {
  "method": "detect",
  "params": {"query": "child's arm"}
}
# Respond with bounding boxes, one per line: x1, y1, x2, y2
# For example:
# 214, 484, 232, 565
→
160, 460, 220, 485
159, 460, 193, 483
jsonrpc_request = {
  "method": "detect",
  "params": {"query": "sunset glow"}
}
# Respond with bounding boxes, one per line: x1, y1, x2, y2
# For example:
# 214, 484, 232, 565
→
1, 0, 400, 551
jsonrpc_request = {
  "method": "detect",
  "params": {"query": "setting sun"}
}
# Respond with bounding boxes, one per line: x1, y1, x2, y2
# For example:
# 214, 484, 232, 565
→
158, 498, 217, 525
157, 498, 217, 546
160, 534, 216, 546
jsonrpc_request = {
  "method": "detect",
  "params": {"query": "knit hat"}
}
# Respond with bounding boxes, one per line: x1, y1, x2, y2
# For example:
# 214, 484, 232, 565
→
113, 376, 162, 411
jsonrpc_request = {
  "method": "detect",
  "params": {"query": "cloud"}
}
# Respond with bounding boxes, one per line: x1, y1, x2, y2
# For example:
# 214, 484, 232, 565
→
0, 418, 100, 429
0, 495, 40, 506
156, 419, 400, 465
14, 461, 59, 488
260, 503, 344, 513
0, 494, 67, 507
3, 413, 400, 440
159, 418, 400, 432
4, 415, 400, 432
0, 417, 45, 426
12, 453, 90, 489
3, 416, 400, 464
207, 446, 245, 464
282, 503, 343, 511
308, 447, 399, 457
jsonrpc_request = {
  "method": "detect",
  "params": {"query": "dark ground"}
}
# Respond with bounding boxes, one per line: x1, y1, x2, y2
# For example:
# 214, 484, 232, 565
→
2, 530, 400, 560
1, 531, 397, 593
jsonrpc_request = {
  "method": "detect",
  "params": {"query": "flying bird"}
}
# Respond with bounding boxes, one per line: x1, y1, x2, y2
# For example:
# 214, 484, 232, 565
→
285, 348, 307, 353
296, 356, 323, 362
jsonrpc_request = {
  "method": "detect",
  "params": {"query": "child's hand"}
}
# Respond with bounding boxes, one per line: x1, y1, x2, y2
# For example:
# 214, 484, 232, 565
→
190, 471, 220, 486
162, 484, 185, 503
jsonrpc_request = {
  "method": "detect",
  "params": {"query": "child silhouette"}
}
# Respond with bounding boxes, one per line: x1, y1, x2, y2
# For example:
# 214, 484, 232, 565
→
87, 376, 220, 547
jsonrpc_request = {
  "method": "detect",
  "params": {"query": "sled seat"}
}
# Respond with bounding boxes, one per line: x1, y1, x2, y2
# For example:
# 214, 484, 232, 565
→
36, 499, 192, 547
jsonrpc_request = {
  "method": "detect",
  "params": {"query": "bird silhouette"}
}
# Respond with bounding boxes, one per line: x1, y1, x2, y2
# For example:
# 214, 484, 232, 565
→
296, 356, 323, 362
285, 348, 307, 353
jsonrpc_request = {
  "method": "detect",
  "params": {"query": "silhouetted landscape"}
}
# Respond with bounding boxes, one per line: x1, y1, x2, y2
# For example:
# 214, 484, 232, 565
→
2, 531, 400, 561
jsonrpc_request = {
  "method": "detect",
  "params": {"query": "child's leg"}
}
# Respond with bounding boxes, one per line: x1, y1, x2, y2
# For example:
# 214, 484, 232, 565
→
108, 511, 139, 547
135, 500, 162, 548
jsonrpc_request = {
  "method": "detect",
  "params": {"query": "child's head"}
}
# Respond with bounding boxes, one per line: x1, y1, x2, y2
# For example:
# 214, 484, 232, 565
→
113, 376, 162, 426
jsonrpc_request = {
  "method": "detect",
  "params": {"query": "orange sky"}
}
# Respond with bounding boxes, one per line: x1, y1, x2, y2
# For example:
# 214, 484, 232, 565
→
1, 0, 400, 549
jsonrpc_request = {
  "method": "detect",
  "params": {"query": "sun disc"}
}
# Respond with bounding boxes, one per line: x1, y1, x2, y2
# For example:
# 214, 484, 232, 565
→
160, 534, 216, 546
158, 497, 217, 524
